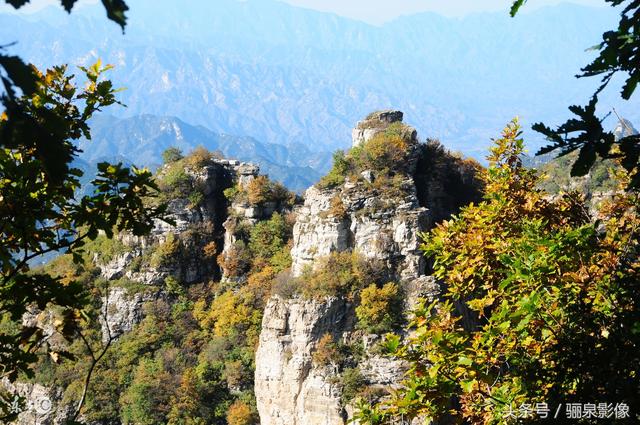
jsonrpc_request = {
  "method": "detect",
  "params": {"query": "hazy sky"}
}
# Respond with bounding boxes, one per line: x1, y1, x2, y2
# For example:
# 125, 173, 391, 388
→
282, 0, 605, 22
2, 0, 606, 23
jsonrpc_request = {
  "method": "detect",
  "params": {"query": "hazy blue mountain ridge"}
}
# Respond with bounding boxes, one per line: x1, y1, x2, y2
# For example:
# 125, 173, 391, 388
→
1, 0, 637, 160
79, 114, 327, 191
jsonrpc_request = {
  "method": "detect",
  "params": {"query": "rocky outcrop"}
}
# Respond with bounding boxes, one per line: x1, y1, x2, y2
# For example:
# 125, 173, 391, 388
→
255, 295, 411, 425
100, 158, 256, 285
290, 184, 429, 281
255, 296, 351, 425
91, 160, 251, 337
256, 111, 481, 425
291, 111, 427, 281
1, 380, 71, 425
351, 110, 406, 147
99, 286, 163, 342
219, 164, 299, 282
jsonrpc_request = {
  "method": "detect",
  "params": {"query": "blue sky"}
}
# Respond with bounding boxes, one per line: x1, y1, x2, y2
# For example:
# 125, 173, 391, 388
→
3, 0, 606, 23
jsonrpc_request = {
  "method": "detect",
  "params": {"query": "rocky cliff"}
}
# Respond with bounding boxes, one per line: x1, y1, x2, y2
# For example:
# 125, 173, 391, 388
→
6, 156, 267, 424
94, 158, 260, 340
7, 111, 482, 425
255, 110, 483, 425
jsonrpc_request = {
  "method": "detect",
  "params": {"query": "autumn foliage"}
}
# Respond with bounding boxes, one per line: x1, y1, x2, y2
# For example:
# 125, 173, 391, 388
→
356, 119, 640, 424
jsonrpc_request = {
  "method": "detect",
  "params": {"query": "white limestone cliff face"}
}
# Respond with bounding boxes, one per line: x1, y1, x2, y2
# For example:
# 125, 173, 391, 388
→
1, 380, 71, 425
255, 279, 440, 425
93, 159, 258, 338
291, 110, 427, 281
255, 296, 350, 425
256, 111, 452, 425
290, 183, 429, 281
99, 286, 162, 343
289, 186, 352, 275
255, 294, 415, 425
100, 159, 254, 285
351, 110, 405, 147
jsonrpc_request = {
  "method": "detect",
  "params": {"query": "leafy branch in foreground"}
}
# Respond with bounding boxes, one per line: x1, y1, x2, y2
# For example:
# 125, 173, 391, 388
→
0, 62, 169, 419
511, 0, 640, 189
354, 119, 640, 424
0, 0, 129, 181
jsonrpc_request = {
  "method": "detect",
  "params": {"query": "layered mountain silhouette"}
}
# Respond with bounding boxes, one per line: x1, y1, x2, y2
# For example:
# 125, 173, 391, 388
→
79, 114, 328, 192
1, 0, 637, 165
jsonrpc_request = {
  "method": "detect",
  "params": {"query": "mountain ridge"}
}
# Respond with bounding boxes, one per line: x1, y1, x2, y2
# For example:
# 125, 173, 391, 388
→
79, 114, 330, 191
1, 1, 636, 158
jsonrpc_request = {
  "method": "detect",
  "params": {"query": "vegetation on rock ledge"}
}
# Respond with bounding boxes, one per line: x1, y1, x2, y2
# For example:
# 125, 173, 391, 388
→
356, 119, 640, 424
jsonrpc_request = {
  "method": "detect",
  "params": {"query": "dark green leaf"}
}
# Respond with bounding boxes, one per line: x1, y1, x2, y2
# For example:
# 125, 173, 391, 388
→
509, 0, 527, 17
0, 54, 37, 96
571, 144, 597, 177
100, 0, 129, 30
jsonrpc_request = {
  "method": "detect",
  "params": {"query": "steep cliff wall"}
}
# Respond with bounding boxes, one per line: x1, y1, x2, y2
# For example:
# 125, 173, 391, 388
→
6, 156, 262, 424
7, 112, 482, 425
255, 111, 482, 425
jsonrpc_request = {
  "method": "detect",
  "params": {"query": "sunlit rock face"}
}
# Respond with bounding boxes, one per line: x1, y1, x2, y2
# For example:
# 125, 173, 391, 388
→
351, 110, 406, 148
256, 111, 483, 425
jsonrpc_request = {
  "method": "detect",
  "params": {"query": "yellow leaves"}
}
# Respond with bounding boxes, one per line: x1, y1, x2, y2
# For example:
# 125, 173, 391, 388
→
30, 64, 43, 79
393, 120, 640, 425
192, 298, 208, 325
467, 296, 495, 313
91, 58, 103, 76
202, 289, 261, 341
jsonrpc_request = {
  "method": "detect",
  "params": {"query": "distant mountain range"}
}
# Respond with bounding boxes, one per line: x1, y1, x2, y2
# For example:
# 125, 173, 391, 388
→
79, 114, 330, 192
1, 0, 638, 171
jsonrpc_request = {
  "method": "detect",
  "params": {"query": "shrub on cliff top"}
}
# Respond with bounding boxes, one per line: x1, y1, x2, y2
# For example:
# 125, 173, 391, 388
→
157, 146, 223, 205
317, 150, 349, 189
184, 146, 218, 168
225, 175, 295, 208
317, 122, 415, 190
162, 147, 184, 164
350, 123, 411, 172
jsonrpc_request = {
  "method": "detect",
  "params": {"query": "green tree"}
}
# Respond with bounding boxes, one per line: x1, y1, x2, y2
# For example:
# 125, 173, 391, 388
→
167, 369, 207, 425
356, 283, 402, 334
0, 62, 169, 419
511, 0, 640, 188
357, 120, 640, 423
1, 5, 138, 417
162, 147, 184, 164
248, 212, 289, 260
120, 358, 174, 425
1, 1, 129, 179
